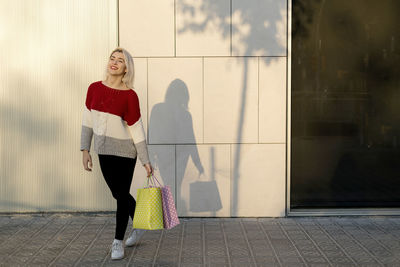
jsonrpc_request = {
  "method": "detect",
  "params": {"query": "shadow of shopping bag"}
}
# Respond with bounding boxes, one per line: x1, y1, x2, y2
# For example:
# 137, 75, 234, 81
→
190, 180, 222, 212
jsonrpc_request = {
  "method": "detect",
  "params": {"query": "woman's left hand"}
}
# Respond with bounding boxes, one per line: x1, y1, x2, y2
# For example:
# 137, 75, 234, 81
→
144, 163, 153, 177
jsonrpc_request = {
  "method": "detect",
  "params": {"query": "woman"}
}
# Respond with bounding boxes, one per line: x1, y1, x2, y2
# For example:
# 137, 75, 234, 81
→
80, 47, 152, 260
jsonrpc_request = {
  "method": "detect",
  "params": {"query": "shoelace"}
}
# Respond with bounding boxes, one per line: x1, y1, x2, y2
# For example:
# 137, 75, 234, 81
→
112, 241, 123, 251
131, 231, 137, 239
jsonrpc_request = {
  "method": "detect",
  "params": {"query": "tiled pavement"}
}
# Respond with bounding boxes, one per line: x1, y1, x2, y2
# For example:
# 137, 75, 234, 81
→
1, 214, 400, 266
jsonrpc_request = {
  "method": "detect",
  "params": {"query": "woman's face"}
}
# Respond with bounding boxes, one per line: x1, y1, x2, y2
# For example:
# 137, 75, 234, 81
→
107, 52, 127, 76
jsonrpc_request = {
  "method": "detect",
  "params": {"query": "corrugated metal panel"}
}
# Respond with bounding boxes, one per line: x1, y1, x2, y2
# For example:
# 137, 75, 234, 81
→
0, 0, 118, 211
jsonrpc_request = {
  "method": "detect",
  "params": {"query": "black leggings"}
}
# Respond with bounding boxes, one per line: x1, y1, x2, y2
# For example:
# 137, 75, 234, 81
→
98, 154, 137, 240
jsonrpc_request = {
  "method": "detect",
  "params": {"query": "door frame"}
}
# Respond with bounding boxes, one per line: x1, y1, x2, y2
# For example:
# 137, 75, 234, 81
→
286, 0, 400, 216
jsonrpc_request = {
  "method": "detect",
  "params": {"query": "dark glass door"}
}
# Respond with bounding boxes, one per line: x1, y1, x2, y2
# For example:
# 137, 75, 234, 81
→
291, 0, 400, 208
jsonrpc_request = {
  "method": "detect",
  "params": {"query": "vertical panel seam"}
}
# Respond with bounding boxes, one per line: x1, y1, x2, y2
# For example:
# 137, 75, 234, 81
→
174, 0, 177, 57
230, 0, 232, 56
285, 0, 290, 215
117, 0, 120, 46
202, 57, 205, 144
257, 57, 260, 144
230, 144, 232, 216
175, 145, 177, 209
147, 58, 150, 142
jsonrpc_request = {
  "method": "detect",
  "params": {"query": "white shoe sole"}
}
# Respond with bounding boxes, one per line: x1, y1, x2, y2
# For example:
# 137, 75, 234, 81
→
125, 230, 145, 247
111, 254, 124, 260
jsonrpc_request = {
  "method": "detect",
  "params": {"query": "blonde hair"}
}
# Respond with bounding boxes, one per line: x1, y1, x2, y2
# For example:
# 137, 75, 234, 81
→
104, 47, 135, 88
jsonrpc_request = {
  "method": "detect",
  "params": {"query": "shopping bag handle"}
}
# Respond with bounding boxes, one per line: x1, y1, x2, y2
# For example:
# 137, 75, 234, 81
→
144, 174, 163, 188
150, 174, 163, 187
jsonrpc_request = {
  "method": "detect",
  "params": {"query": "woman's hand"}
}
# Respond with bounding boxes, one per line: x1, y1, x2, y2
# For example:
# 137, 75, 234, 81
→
82, 150, 93, 171
144, 163, 153, 177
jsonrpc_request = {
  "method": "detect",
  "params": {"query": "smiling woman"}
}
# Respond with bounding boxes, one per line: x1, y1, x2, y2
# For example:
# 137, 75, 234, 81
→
80, 47, 153, 260
104, 48, 135, 89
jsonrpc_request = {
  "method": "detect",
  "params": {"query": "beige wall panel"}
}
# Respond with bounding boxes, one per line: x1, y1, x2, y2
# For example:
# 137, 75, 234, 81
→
259, 57, 287, 143
231, 144, 286, 217
176, 145, 230, 217
232, 0, 287, 56
204, 57, 258, 143
133, 58, 148, 132
148, 58, 203, 144
131, 145, 175, 199
176, 0, 231, 56
119, 0, 175, 57
0, 0, 118, 212
1, 0, 290, 215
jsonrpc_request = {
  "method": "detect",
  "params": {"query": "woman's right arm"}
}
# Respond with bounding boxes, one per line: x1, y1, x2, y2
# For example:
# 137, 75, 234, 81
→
81, 85, 94, 171
82, 150, 93, 171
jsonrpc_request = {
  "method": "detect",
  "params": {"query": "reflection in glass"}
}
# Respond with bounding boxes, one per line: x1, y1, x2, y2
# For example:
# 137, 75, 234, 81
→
291, 0, 400, 208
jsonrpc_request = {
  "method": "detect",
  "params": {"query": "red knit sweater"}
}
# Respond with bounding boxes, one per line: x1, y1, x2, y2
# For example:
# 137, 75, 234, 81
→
80, 81, 149, 163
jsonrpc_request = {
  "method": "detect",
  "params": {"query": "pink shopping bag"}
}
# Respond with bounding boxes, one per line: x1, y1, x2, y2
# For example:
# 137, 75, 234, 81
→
150, 175, 180, 229
161, 185, 180, 229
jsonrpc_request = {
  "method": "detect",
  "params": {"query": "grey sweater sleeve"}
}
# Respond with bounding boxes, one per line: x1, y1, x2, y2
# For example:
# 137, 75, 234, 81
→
80, 126, 93, 151
135, 140, 150, 165
80, 105, 93, 151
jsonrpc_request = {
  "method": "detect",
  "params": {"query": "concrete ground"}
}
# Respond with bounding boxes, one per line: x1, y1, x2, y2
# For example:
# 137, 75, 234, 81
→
1, 214, 400, 266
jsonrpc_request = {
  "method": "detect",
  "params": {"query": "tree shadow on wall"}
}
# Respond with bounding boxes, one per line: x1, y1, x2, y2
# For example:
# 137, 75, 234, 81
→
177, 0, 287, 216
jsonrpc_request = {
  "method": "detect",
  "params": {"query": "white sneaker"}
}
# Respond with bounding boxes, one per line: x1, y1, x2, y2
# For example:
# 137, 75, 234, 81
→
111, 239, 124, 260
125, 229, 145, 247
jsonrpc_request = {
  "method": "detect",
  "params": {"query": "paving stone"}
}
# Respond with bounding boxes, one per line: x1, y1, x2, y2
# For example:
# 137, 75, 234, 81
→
280, 256, 304, 263
281, 264, 306, 267
3, 214, 400, 266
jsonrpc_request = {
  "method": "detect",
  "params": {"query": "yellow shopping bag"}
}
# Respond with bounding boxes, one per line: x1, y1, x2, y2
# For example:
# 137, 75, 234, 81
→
133, 178, 164, 230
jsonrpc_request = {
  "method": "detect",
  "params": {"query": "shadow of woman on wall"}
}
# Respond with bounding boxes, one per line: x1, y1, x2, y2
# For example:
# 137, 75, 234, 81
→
149, 79, 204, 214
